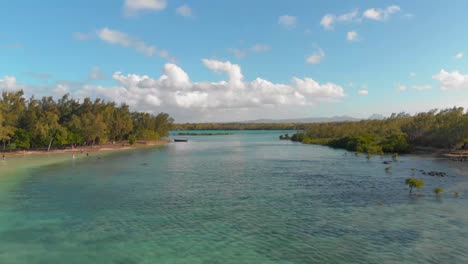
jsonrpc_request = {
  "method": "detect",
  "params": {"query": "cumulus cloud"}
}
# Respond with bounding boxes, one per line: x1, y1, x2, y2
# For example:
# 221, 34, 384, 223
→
306, 49, 325, 64
75, 60, 345, 114
320, 9, 359, 30
412, 85, 432, 91
176, 4, 192, 17
94, 27, 173, 60
3, 61, 347, 121
347, 31, 358, 41
433, 69, 468, 91
0, 76, 68, 98
278, 15, 297, 29
124, 0, 167, 16
358, 89, 368, 96
455, 52, 464, 60
363, 5, 400, 21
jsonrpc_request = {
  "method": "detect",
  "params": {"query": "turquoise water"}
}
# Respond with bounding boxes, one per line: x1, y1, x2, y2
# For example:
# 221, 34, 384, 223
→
1, 130, 467, 263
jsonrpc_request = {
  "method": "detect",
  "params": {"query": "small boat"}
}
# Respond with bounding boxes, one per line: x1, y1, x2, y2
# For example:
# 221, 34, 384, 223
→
174, 139, 188, 142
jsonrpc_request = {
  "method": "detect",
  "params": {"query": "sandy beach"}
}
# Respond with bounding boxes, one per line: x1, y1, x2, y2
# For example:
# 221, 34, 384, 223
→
0, 140, 171, 177
3, 140, 171, 157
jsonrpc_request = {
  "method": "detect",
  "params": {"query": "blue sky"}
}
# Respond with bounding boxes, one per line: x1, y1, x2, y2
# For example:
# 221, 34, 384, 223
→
1, 0, 467, 122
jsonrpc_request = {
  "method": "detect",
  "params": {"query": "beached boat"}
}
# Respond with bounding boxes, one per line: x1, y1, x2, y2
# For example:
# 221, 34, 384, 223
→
174, 139, 188, 142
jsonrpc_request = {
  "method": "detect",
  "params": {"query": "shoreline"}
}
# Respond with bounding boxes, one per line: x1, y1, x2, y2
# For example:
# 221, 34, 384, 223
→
0, 140, 171, 178
2, 140, 171, 158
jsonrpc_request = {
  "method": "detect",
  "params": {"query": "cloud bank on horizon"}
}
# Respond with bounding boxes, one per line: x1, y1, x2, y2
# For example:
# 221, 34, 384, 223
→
1, 0, 468, 121
1, 60, 346, 120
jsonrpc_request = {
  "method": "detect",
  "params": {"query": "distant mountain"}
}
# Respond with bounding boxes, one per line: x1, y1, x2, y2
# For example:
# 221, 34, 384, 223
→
241, 115, 360, 124
368, 114, 386, 120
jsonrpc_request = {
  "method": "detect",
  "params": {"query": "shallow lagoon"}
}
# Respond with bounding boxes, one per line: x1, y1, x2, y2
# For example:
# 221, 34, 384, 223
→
1, 131, 467, 263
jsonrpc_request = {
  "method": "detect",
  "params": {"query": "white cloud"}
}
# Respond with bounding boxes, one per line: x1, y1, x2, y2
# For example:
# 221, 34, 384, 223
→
338, 9, 360, 22
278, 15, 297, 29
433, 69, 468, 91
95, 27, 173, 60
89, 67, 106, 81
347, 31, 358, 41
0, 76, 21, 91
320, 15, 335, 30
75, 60, 345, 115
320, 9, 359, 30
53, 84, 69, 95
397, 84, 407, 92
363, 5, 401, 21
306, 49, 325, 64
124, 0, 167, 16
455, 52, 464, 60
176, 4, 192, 17
412, 85, 432, 91
358, 89, 368, 96
409, 72, 416, 77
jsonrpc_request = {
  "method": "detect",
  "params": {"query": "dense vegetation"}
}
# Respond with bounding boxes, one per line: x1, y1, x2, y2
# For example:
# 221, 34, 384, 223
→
291, 108, 468, 154
0, 91, 173, 151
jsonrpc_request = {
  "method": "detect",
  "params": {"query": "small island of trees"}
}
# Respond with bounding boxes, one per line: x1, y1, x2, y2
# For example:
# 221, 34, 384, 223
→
289, 108, 468, 155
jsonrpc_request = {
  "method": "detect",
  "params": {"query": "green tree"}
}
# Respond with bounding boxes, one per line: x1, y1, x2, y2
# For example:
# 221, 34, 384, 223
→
128, 134, 136, 145
405, 178, 425, 194
13, 128, 31, 149
434, 188, 444, 196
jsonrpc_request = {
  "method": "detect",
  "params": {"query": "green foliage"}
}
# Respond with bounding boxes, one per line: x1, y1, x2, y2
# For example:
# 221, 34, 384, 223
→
405, 178, 425, 194
128, 135, 137, 145
136, 129, 160, 140
0, 92, 173, 151
13, 128, 30, 149
291, 133, 306, 142
327, 135, 383, 154
7, 143, 16, 151
302, 137, 331, 145
434, 187, 444, 195
287, 108, 468, 153
382, 133, 411, 153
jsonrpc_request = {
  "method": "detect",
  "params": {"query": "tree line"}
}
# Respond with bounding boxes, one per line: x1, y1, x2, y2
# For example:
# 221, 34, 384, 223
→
290, 107, 468, 154
0, 91, 174, 151
174, 123, 304, 130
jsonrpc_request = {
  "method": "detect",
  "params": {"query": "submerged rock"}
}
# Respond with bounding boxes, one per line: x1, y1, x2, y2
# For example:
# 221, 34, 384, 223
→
419, 170, 448, 177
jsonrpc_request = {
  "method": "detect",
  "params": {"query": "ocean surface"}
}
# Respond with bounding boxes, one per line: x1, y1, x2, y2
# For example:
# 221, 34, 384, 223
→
0, 130, 467, 263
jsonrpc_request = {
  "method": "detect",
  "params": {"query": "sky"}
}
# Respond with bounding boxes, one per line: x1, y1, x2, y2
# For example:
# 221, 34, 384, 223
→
1, 0, 468, 122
